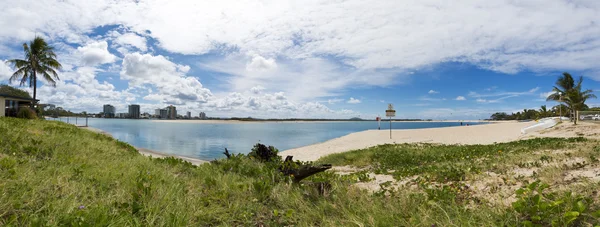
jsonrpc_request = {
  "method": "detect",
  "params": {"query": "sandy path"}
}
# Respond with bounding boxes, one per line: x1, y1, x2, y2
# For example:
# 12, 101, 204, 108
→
280, 121, 536, 162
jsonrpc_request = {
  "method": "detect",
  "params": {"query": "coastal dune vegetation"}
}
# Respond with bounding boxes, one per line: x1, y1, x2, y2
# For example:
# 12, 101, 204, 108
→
2, 118, 600, 226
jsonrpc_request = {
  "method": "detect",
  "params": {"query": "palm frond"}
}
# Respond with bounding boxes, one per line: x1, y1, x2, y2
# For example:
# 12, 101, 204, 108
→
41, 71, 57, 87
13, 70, 30, 87
6, 59, 29, 68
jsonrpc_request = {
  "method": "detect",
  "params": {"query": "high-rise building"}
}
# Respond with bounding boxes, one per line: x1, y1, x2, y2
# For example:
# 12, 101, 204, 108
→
157, 109, 168, 119
103, 104, 115, 118
116, 113, 129, 118
128, 104, 140, 119
166, 105, 177, 119
199, 112, 207, 119
186, 111, 191, 119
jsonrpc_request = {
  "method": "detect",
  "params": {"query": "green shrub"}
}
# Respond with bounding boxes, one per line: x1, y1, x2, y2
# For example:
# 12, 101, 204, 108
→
512, 181, 600, 226
16, 108, 37, 119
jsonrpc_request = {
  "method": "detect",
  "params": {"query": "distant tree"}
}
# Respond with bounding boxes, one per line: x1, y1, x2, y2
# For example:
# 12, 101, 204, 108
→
547, 73, 596, 125
565, 80, 596, 124
7, 36, 62, 108
538, 105, 549, 118
490, 112, 509, 120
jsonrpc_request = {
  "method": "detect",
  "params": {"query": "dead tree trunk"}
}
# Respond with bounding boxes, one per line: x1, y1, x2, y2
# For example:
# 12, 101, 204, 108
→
281, 155, 332, 183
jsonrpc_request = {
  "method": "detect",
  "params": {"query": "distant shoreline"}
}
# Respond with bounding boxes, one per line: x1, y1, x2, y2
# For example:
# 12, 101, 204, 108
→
150, 119, 494, 124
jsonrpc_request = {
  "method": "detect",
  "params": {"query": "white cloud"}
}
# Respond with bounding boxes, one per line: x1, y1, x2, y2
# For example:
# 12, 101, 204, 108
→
112, 32, 147, 52
246, 54, 277, 72
540, 91, 555, 99
250, 85, 265, 94
0, 60, 12, 81
468, 87, 540, 101
327, 98, 343, 104
476, 98, 488, 103
201, 54, 406, 101
528, 87, 540, 93
2, 0, 600, 118
121, 53, 212, 104
77, 41, 117, 66
484, 86, 498, 91
347, 97, 361, 104
1, 0, 598, 86
428, 90, 439, 94
418, 107, 521, 120
455, 96, 466, 101
419, 96, 447, 102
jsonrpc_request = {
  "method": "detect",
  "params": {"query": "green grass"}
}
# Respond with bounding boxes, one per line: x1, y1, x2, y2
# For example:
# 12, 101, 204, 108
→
317, 138, 586, 182
0, 118, 598, 226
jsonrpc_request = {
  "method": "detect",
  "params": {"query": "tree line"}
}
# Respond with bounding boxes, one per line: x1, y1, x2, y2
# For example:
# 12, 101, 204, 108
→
490, 73, 596, 124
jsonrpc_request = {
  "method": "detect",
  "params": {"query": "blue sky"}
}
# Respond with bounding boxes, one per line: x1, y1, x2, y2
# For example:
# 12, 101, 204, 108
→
1, 0, 599, 119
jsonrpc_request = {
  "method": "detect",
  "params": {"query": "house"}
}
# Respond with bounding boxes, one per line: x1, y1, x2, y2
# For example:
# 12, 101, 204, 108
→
0, 94, 38, 117
0, 86, 38, 117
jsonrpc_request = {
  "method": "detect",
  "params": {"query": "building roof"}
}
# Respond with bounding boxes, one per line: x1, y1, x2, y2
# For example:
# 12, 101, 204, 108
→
0, 93, 39, 102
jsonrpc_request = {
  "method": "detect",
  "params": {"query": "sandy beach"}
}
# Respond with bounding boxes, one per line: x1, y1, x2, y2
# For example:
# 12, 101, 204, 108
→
280, 121, 537, 161
83, 127, 208, 165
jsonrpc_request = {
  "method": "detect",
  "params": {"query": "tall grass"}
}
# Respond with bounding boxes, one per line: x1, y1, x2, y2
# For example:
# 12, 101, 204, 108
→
0, 118, 595, 226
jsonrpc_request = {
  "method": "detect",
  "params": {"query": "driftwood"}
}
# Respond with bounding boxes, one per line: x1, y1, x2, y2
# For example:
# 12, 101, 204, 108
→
281, 155, 332, 183
223, 148, 232, 158
224, 144, 332, 183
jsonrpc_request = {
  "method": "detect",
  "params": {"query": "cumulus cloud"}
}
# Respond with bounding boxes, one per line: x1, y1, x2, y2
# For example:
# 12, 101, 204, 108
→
201, 89, 357, 118
455, 96, 466, 101
1, 0, 599, 78
112, 32, 147, 52
428, 90, 439, 94
250, 85, 265, 94
121, 53, 212, 105
347, 97, 361, 104
77, 41, 117, 66
0, 60, 12, 81
246, 55, 277, 72
3, 0, 600, 118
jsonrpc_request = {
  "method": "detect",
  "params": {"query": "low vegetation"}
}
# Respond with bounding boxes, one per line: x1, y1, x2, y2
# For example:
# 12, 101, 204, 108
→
2, 118, 600, 226
318, 138, 600, 226
0, 84, 32, 98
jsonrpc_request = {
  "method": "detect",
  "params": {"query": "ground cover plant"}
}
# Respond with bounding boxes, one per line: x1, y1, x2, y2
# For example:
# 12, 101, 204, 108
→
1, 117, 599, 226
319, 138, 600, 226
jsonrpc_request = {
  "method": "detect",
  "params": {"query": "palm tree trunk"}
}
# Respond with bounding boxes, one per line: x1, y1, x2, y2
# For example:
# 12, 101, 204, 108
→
32, 71, 37, 109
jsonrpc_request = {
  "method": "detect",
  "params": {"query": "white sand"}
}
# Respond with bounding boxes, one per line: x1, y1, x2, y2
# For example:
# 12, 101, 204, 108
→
280, 121, 537, 162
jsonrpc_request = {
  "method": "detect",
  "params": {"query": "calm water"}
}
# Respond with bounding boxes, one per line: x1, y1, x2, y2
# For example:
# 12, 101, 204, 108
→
66, 118, 486, 160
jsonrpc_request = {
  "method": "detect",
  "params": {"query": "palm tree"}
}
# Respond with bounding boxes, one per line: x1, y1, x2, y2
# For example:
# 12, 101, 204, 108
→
539, 105, 548, 118
7, 36, 62, 108
547, 73, 596, 124
564, 80, 596, 124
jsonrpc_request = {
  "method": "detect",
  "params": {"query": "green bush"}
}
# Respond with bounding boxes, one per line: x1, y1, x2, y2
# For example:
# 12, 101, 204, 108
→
512, 181, 600, 226
16, 108, 37, 119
